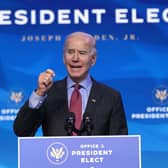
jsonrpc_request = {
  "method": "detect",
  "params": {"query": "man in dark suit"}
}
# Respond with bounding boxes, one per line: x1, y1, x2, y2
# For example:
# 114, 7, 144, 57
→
13, 32, 128, 136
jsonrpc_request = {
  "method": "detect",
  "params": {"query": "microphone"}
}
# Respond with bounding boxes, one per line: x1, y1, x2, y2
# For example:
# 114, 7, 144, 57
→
82, 115, 94, 135
64, 112, 76, 136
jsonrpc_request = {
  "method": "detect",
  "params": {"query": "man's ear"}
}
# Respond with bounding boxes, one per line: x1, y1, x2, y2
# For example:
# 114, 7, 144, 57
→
91, 55, 96, 66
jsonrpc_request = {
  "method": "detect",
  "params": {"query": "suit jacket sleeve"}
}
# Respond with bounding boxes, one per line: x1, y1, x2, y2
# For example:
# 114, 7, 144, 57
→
13, 79, 68, 137
13, 100, 45, 136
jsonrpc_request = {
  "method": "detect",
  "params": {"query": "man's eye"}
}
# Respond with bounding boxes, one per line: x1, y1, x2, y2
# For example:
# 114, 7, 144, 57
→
79, 51, 87, 55
67, 50, 75, 54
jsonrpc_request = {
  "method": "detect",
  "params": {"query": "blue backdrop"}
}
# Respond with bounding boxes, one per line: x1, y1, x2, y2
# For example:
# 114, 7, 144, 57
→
0, 1, 168, 168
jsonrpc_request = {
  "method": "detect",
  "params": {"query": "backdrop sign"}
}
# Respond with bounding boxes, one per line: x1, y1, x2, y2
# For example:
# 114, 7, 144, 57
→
0, 1, 168, 168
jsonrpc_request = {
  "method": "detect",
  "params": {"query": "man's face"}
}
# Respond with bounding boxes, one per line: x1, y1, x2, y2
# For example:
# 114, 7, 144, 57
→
63, 35, 96, 83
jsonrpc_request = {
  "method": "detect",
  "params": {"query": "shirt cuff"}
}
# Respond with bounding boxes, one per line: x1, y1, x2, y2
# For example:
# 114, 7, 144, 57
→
28, 90, 47, 109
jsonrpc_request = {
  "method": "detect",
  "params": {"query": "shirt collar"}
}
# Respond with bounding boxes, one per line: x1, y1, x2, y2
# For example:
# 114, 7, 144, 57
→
67, 75, 92, 90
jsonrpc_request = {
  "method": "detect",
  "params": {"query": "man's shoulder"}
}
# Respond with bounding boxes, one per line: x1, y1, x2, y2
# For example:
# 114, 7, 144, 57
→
93, 79, 121, 96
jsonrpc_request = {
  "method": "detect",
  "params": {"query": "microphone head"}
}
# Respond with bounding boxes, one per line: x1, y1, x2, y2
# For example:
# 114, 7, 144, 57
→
83, 114, 94, 131
65, 112, 75, 123
83, 116, 92, 124
64, 112, 76, 135
83, 114, 93, 124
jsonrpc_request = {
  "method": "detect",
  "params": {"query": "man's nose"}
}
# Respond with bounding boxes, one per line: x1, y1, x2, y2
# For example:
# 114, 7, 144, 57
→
72, 51, 79, 61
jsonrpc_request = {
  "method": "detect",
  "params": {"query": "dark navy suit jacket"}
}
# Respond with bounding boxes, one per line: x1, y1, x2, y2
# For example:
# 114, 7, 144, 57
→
14, 78, 128, 136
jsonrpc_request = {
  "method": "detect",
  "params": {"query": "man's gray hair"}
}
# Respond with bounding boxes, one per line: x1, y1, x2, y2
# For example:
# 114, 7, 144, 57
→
64, 32, 97, 56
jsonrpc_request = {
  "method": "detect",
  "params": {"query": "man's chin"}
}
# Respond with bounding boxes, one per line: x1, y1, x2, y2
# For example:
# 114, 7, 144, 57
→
69, 75, 84, 83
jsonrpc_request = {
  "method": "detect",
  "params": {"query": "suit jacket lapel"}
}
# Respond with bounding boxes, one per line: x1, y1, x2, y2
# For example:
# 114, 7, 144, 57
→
84, 80, 102, 118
